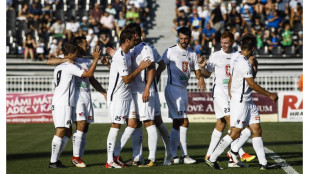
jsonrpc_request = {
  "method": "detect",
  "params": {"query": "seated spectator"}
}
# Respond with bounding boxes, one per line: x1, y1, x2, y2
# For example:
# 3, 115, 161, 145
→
256, 29, 264, 49
90, 3, 103, 22
172, 19, 186, 35
289, 0, 303, 11
115, 11, 126, 37
226, 6, 242, 31
135, 18, 146, 39
65, 17, 80, 41
177, 10, 189, 27
126, 4, 139, 23
190, 9, 202, 32
201, 23, 216, 48
98, 32, 113, 50
266, 10, 282, 30
86, 29, 98, 53
36, 39, 45, 61
199, 4, 211, 26
48, 39, 58, 58
28, 1, 42, 17
177, 0, 190, 15
193, 39, 202, 57
266, 29, 279, 52
50, 19, 65, 41
100, 10, 115, 34
130, 0, 149, 17
89, 15, 100, 35
23, 33, 36, 61
17, 4, 28, 21
80, 16, 90, 35
290, 3, 302, 29
241, 7, 253, 29
106, 3, 117, 16
113, 0, 125, 19
252, 16, 264, 31
191, 26, 200, 42
281, 23, 292, 47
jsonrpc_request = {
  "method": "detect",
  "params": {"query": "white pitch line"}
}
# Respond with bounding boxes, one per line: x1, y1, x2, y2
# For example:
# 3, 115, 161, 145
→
247, 139, 299, 174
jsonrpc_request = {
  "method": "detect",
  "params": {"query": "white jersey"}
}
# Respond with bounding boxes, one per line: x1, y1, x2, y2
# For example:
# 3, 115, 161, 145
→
230, 54, 254, 102
162, 44, 200, 88
107, 47, 132, 101
52, 62, 84, 106
206, 49, 234, 97
130, 42, 155, 93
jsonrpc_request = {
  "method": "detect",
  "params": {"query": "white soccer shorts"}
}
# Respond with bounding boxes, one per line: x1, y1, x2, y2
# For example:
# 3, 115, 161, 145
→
230, 99, 260, 129
164, 84, 188, 119
132, 91, 155, 121
213, 96, 230, 119
108, 99, 136, 124
154, 91, 161, 117
52, 105, 73, 128
72, 102, 94, 123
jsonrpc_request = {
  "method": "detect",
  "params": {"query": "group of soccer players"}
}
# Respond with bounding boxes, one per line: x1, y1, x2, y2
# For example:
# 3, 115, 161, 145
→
48, 22, 280, 170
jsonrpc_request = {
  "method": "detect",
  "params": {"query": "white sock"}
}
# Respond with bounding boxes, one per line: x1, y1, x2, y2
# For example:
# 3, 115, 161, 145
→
107, 128, 119, 163
252, 137, 267, 165
146, 125, 158, 162
114, 127, 135, 157
50, 135, 63, 163
170, 128, 179, 158
80, 133, 87, 157
231, 128, 251, 153
132, 127, 143, 162
73, 130, 84, 157
206, 128, 222, 157
209, 135, 233, 162
239, 148, 245, 157
157, 123, 171, 157
58, 136, 69, 159
179, 126, 188, 157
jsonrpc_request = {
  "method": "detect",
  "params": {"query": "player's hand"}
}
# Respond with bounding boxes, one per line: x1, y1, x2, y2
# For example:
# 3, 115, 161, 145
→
198, 56, 207, 68
139, 59, 152, 70
142, 90, 150, 103
106, 47, 116, 57
92, 46, 101, 60
269, 93, 278, 103
100, 56, 110, 66
197, 77, 206, 91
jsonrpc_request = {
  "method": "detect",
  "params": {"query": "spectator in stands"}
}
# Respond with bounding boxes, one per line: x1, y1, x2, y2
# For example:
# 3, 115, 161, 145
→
172, 19, 186, 35
106, 3, 117, 16
190, 9, 202, 32
28, 1, 42, 17
254, 0, 265, 23
226, 5, 242, 31
80, 16, 90, 35
90, 3, 103, 22
48, 39, 58, 58
290, 2, 302, 29
177, 0, 190, 15
177, 10, 189, 27
289, 0, 303, 11
86, 29, 98, 54
135, 17, 146, 39
266, 10, 282, 30
65, 17, 80, 41
132, 0, 150, 18
98, 32, 112, 50
17, 4, 28, 21
23, 33, 36, 61
89, 15, 100, 35
100, 10, 115, 35
36, 38, 45, 61
50, 19, 65, 41
210, 3, 226, 36
266, 29, 279, 52
252, 16, 264, 31
191, 26, 200, 42
193, 39, 202, 57
256, 29, 264, 49
113, 0, 125, 19
281, 23, 292, 47
199, 4, 211, 27
115, 11, 126, 37
126, 4, 139, 23
201, 23, 216, 48
241, 7, 253, 29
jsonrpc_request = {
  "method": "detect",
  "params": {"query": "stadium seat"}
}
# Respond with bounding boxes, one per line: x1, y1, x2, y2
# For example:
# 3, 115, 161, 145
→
272, 46, 282, 55
284, 46, 295, 55
258, 46, 269, 55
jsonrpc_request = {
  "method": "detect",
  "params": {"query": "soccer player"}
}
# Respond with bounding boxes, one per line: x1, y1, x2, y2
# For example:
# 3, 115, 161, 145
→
47, 36, 107, 168
205, 33, 280, 170
105, 29, 152, 168
162, 27, 205, 164
49, 42, 100, 168
198, 31, 256, 167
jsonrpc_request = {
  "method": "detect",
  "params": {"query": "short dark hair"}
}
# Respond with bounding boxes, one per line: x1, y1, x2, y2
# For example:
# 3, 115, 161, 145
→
72, 36, 86, 47
120, 29, 135, 44
63, 42, 77, 56
241, 33, 257, 51
221, 31, 234, 43
126, 22, 142, 37
177, 27, 191, 37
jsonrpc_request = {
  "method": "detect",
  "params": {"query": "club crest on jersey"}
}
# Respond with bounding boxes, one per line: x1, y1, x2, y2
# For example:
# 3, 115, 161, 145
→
182, 62, 189, 72
79, 112, 85, 116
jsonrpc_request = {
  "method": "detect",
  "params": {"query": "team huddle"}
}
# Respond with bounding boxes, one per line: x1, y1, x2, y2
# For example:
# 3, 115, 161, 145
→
48, 23, 280, 170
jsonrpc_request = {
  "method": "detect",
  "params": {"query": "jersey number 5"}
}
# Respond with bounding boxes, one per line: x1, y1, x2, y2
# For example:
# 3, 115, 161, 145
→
56, 70, 62, 86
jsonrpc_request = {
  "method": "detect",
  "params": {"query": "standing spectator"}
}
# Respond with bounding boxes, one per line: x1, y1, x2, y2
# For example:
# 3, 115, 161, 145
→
210, 3, 225, 35
201, 23, 216, 48
23, 33, 37, 61
90, 3, 103, 22
50, 19, 65, 41
65, 17, 80, 41
281, 23, 292, 47
86, 29, 98, 54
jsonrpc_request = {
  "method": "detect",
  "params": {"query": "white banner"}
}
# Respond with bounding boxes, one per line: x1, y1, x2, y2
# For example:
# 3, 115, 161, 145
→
278, 92, 303, 122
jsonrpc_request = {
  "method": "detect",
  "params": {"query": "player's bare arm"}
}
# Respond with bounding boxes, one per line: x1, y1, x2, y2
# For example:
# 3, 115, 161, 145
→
245, 77, 278, 103
228, 76, 232, 99
122, 59, 152, 84
155, 60, 166, 83
106, 47, 116, 57
89, 76, 107, 101
198, 57, 212, 78
47, 57, 74, 65
81, 47, 101, 78
143, 62, 156, 102
249, 56, 258, 78
195, 69, 206, 91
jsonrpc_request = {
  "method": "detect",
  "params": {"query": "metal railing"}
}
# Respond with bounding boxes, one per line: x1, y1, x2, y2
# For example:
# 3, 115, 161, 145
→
6, 73, 302, 93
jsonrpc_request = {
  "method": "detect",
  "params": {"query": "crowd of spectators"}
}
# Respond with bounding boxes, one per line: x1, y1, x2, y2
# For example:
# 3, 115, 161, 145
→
6, 0, 150, 61
173, 0, 303, 56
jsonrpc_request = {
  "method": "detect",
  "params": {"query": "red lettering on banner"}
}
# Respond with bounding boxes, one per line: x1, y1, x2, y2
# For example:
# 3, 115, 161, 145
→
282, 95, 301, 118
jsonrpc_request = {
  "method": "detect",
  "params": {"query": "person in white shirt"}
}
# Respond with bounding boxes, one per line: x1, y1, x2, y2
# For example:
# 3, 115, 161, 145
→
162, 27, 205, 164
198, 31, 256, 167
65, 17, 80, 41
205, 33, 280, 170
86, 29, 98, 54
47, 36, 107, 168
49, 42, 100, 168
105, 29, 151, 168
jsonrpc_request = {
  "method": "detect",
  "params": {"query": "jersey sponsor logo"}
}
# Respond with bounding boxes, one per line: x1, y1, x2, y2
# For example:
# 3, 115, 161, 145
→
182, 62, 189, 72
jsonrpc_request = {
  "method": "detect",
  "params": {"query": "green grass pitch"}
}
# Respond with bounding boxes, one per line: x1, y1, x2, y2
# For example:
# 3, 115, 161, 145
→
7, 122, 302, 174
